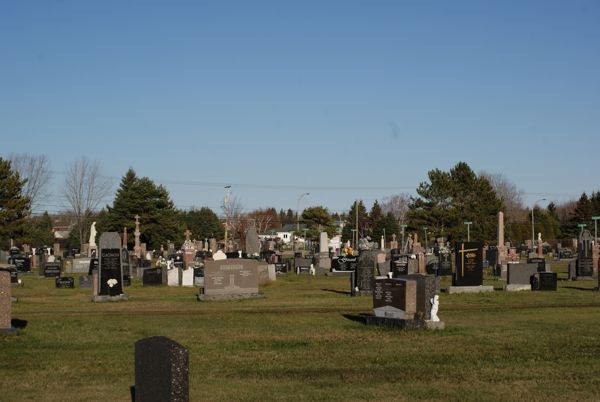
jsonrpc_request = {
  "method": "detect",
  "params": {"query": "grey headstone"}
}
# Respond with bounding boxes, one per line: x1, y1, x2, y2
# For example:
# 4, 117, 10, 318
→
507, 263, 539, 285
200, 259, 260, 300
397, 274, 439, 320
245, 224, 260, 255
135, 336, 189, 402
0, 268, 15, 333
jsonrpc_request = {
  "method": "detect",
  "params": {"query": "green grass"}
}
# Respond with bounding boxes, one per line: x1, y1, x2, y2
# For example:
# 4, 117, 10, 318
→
2, 261, 600, 401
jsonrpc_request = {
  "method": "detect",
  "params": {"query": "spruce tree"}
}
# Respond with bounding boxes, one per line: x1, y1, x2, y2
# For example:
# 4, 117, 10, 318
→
0, 157, 31, 247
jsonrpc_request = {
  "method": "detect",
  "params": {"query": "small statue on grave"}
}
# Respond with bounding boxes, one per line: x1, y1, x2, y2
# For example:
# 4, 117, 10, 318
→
430, 295, 440, 322
538, 232, 542, 244
89, 222, 97, 247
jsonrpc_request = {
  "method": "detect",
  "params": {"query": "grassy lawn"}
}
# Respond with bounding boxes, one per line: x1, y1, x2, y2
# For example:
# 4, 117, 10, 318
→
2, 261, 600, 401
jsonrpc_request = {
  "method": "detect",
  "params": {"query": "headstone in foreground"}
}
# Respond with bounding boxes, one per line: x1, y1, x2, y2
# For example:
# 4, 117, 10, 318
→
134, 336, 189, 402
95, 232, 127, 302
531, 272, 557, 291
0, 268, 16, 335
453, 242, 483, 286
372, 278, 416, 320
199, 259, 260, 301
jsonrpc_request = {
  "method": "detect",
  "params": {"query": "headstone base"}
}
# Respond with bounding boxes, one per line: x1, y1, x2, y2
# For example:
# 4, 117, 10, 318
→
197, 292, 263, 302
326, 271, 353, 277
0, 327, 17, 336
504, 284, 531, 292
574, 276, 595, 281
91, 294, 129, 303
447, 285, 494, 294
364, 315, 445, 330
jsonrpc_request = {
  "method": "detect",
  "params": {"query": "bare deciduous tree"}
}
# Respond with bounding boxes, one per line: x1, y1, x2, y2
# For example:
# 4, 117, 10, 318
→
222, 187, 244, 243
63, 157, 112, 248
479, 171, 527, 221
8, 153, 51, 210
381, 193, 411, 224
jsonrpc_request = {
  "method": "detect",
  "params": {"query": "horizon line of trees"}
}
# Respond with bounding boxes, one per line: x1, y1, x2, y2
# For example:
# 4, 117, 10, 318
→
2, 156, 598, 251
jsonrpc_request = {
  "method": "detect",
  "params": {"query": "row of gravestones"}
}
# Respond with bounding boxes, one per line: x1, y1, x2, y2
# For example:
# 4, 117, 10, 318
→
351, 242, 559, 295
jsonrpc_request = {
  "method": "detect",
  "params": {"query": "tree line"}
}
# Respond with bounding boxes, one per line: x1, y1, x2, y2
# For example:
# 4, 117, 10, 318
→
1, 156, 597, 251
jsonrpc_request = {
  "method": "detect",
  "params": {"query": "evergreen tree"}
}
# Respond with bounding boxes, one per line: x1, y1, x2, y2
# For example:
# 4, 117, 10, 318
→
341, 200, 368, 242
372, 212, 400, 246
24, 211, 54, 247
407, 162, 503, 243
98, 168, 179, 249
564, 192, 593, 237
301, 206, 335, 238
367, 200, 383, 236
181, 207, 224, 240
0, 157, 31, 248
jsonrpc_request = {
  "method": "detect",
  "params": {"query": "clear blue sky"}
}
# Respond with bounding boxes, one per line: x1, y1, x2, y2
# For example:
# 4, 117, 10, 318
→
1, 0, 598, 216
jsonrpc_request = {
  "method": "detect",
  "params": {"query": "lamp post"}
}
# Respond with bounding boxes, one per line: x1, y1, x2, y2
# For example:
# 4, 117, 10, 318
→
302, 228, 308, 250
592, 216, 600, 243
295, 192, 309, 251
463, 221, 472, 242
351, 229, 357, 249
531, 198, 546, 250
223, 185, 232, 246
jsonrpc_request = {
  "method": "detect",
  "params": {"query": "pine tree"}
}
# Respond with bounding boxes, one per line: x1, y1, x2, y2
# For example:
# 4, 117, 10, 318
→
98, 168, 180, 249
341, 200, 368, 242
182, 207, 224, 240
0, 157, 31, 247
407, 162, 503, 243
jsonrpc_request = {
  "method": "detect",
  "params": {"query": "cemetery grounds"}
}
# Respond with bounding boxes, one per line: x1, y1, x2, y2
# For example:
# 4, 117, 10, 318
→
2, 261, 600, 401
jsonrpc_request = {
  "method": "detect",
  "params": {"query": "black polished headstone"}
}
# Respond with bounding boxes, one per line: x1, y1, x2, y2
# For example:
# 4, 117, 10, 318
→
274, 263, 288, 273
390, 255, 409, 277
134, 336, 189, 402
55, 276, 75, 288
332, 256, 358, 271
532, 272, 557, 291
98, 232, 124, 297
373, 278, 407, 310
527, 257, 546, 273
453, 242, 483, 286
43, 262, 61, 278
143, 268, 164, 286
11, 256, 31, 272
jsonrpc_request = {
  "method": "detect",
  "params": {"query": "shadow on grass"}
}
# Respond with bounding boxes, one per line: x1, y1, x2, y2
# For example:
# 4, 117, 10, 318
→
342, 313, 370, 325
321, 288, 351, 296
562, 286, 599, 292
11, 318, 28, 329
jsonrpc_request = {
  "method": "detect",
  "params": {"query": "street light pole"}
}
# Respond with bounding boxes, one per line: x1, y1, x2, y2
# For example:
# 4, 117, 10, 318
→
531, 198, 547, 250
223, 185, 231, 247
296, 192, 309, 234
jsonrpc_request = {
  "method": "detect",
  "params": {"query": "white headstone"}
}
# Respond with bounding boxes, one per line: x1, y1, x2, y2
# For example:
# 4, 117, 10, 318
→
167, 268, 180, 286
212, 250, 227, 261
181, 267, 194, 287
